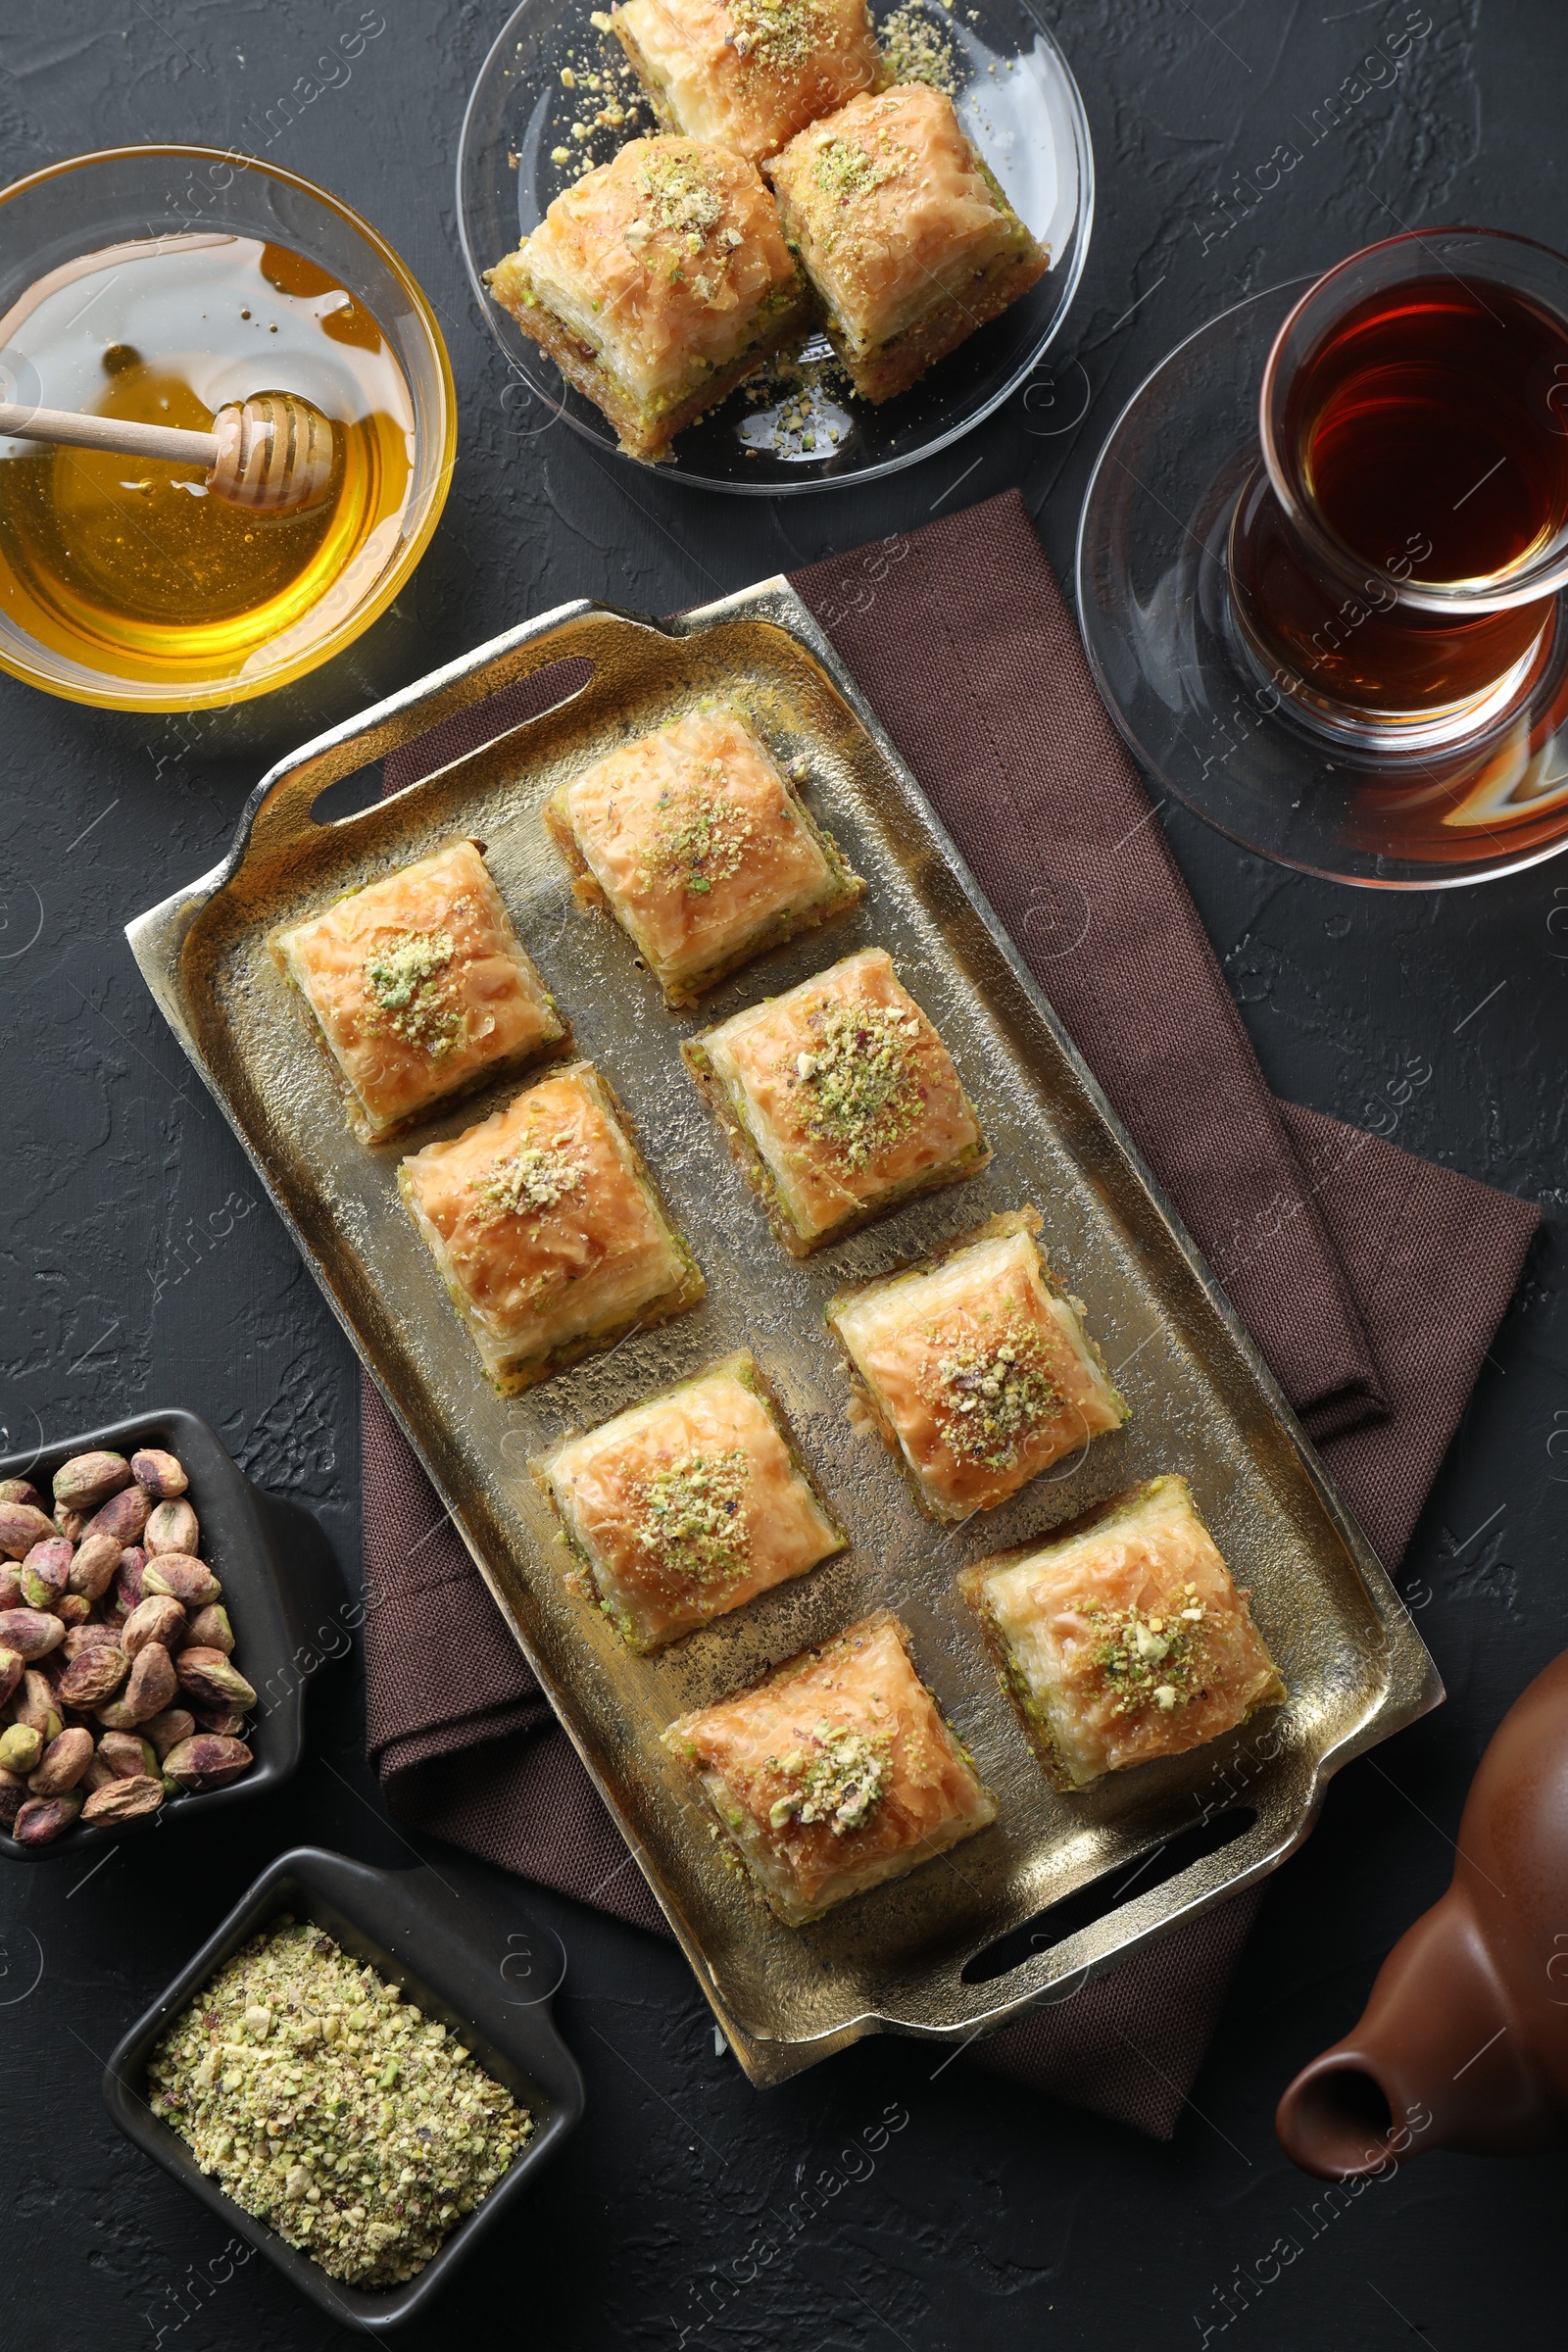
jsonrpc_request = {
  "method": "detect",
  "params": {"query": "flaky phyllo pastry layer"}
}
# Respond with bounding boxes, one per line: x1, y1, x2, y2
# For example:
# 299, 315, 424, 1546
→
270, 839, 565, 1140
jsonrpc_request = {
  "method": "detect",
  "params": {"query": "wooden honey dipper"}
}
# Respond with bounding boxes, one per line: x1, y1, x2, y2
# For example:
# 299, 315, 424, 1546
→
0, 390, 335, 514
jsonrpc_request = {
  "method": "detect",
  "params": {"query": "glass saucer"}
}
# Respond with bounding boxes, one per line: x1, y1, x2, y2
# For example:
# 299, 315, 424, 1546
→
1075, 279, 1568, 889
456, 0, 1092, 494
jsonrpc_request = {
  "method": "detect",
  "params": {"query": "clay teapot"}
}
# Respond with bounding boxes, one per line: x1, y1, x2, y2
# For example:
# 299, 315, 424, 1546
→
1276, 1647, 1568, 2178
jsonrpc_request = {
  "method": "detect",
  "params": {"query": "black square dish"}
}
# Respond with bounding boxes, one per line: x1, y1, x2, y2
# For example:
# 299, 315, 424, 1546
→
103, 1845, 586, 2332
0, 1408, 341, 1859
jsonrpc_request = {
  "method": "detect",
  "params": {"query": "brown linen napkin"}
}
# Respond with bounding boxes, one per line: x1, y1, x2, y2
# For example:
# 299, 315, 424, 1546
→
362, 490, 1539, 2134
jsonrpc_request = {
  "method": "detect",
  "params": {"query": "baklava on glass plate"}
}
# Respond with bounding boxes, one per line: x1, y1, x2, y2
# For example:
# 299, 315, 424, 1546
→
457, 0, 1093, 489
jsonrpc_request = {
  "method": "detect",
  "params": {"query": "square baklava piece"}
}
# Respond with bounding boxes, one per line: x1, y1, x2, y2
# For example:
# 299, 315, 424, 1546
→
398, 1062, 704, 1393
610, 0, 884, 165
663, 1610, 996, 1925
683, 945, 988, 1254
544, 704, 864, 1005
958, 1477, 1285, 1790
488, 136, 811, 462
764, 83, 1050, 402
536, 1350, 844, 1651
270, 839, 565, 1142
828, 1209, 1128, 1523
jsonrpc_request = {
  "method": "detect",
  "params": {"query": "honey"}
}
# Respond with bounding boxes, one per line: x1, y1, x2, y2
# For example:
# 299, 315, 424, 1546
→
0, 234, 414, 692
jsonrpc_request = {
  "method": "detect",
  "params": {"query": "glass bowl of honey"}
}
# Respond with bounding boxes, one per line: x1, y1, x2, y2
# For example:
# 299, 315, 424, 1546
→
0, 146, 456, 710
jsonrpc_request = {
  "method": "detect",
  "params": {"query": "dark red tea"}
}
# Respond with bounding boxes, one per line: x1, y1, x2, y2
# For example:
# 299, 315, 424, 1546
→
1231, 270, 1568, 719
1286, 273, 1568, 588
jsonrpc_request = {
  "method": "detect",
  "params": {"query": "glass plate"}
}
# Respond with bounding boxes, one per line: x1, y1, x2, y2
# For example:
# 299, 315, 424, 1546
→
1076, 280, 1568, 890
456, 0, 1092, 492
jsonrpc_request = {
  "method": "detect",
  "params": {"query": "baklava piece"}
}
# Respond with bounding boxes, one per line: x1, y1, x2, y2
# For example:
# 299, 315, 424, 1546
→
536, 1351, 844, 1652
683, 945, 988, 1255
663, 1610, 996, 1925
827, 1210, 1128, 1523
398, 1062, 704, 1393
544, 705, 864, 1005
610, 0, 885, 165
488, 136, 811, 462
764, 83, 1050, 402
270, 839, 565, 1142
958, 1477, 1286, 1790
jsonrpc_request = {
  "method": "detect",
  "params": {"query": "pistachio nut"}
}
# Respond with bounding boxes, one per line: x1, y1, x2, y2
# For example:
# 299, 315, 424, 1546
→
189, 1703, 249, 1737
144, 1498, 199, 1558
0, 1478, 44, 1512
129, 1448, 188, 1500
82, 1774, 165, 1824
175, 1647, 257, 1713
0, 1646, 23, 1709
122, 1594, 187, 1659
57, 1643, 130, 1710
0, 1766, 25, 1826
108, 1642, 178, 1728
185, 1603, 234, 1656
0, 1501, 60, 1560
161, 1733, 253, 1792
0, 1567, 21, 1613
140, 1554, 220, 1608
0, 1723, 42, 1774
12, 1670, 62, 1741
81, 1753, 119, 1795
19, 1538, 73, 1607
0, 1608, 65, 1662
141, 1707, 195, 1760
112, 1547, 146, 1618
61, 1623, 119, 1663
81, 1485, 151, 1549
26, 1725, 94, 1796
54, 1594, 91, 1630
67, 1531, 122, 1601
13, 1790, 83, 1845
55, 1508, 86, 1544
99, 1730, 158, 1779
52, 1450, 133, 1512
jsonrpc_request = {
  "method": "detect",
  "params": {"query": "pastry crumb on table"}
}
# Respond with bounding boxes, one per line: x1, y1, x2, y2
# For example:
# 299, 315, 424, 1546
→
959, 1475, 1286, 1790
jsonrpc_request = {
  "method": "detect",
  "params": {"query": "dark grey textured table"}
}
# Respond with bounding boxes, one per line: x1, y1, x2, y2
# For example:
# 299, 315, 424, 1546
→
2, 4, 1565, 2346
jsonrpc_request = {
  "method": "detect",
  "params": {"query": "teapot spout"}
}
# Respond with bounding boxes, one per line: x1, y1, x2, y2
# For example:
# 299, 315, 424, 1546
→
1276, 1887, 1548, 2177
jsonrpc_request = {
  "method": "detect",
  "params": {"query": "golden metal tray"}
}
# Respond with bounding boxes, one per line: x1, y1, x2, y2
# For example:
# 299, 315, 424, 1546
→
127, 583, 1442, 2085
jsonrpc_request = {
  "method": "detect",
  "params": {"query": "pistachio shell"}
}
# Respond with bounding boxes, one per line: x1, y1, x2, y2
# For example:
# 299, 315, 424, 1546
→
82, 1774, 164, 1824
25, 1726, 94, 1796
0, 1609, 65, 1662
161, 1734, 253, 1792
99, 1731, 158, 1779
0, 1502, 59, 1561
174, 1647, 256, 1713
144, 1499, 199, 1557
0, 1479, 44, 1512
19, 1538, 72, 1608
57, 1644, 130, 1710
140, 1554, 220, 1608
51, 1451, 132, 1512
81, 1486, 151, 1549
129, 1448, 187, 1500
122, 1594, 186, 1659
13, 1790, 82, 1844
67, 1531, 122, 1601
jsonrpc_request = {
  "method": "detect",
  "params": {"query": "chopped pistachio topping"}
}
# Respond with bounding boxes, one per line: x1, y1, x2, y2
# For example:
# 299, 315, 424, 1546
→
810, 131, 908, 206
634, 148, 726, 242
728, 0, 828, 69
146, 1918, 532, 2288
788, 996, 924, 1168
877, 2, 957, 90
1082, 1583, 1208, 1719
634, 1446, 750, 1584
643, 769, 757, 896
766, 1720, 887, 1835
926, 1327, 1060, 1470
480, 1133, 586, 1219
364, 928, 463, 1057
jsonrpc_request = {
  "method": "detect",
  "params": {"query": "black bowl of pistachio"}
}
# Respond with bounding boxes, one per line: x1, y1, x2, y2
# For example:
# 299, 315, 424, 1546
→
104, 1844, 586, 2330
0, 1409, 342, 1855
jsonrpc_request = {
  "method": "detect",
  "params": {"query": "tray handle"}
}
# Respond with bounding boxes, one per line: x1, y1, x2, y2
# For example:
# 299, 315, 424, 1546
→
241, 596, 616, 864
